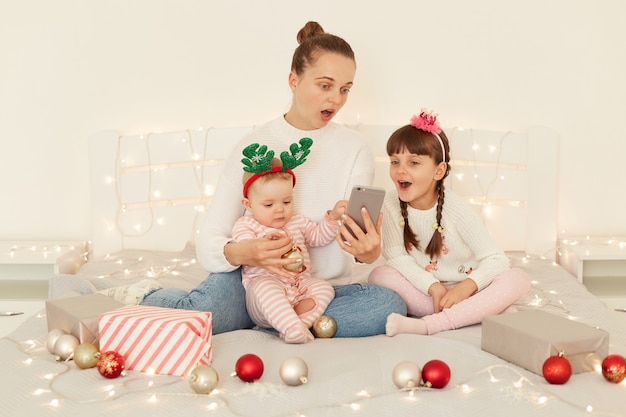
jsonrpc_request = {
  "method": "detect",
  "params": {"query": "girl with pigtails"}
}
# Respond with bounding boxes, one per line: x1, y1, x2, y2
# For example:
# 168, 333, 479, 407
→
368, 111, 531, 336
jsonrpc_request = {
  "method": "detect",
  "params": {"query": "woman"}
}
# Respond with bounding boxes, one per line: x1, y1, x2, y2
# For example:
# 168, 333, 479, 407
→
134, 21, 406, 336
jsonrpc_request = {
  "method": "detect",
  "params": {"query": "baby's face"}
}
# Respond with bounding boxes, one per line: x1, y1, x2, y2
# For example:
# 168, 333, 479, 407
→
245, 178, 295, 228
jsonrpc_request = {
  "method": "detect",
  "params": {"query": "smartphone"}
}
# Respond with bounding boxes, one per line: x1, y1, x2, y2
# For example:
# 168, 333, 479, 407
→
345, 185, 386, 236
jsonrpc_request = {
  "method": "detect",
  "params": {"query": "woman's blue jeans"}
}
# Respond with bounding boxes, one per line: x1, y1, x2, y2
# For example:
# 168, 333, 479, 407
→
141, 268, 406, 337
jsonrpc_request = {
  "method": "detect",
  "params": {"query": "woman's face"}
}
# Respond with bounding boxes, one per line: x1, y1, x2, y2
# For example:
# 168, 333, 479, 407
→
286, 52, 356, 130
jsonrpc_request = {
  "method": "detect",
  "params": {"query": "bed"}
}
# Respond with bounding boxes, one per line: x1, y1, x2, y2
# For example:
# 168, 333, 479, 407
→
2, 122, 626, 416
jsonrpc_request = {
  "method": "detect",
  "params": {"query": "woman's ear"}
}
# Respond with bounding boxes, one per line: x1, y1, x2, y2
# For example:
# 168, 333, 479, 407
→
288, 71, 298, 90
434, 162, 448, 180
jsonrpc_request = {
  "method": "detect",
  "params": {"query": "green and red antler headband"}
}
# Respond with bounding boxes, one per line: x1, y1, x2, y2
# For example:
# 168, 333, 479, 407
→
241, 137, 313, 197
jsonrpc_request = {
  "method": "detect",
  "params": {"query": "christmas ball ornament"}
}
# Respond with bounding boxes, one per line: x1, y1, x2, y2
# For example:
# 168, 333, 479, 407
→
233, 353, 264, 382
97, 350, 126, 378
53, 334, 80, 361
282, 245, 304, 272
601, 354, 626, 384
189, 365, 219, 394
312, 315, 337, 338
542, 353, 572, 384
422, 359, 451, 388
279, 357, 309, 386
73, 342, 100, 369
392, 361, 422, 389
46, 328, 68, 354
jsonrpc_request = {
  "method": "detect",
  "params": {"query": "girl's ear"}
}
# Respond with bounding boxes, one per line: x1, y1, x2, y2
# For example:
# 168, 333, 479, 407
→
242, 198, 252, 211
434, 162, 448, 180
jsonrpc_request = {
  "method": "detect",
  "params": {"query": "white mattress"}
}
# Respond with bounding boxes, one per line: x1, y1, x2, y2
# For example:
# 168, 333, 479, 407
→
2, 253, 626, 416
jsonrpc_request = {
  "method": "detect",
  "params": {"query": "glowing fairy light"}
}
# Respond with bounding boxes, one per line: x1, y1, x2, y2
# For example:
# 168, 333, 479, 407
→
350, 403, 361, 411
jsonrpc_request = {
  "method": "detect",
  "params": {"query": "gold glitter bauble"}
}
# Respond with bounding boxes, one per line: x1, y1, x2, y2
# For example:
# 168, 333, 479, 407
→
312, 315, 337, 338
73, 342, 100, 369
282, 246, 304, 272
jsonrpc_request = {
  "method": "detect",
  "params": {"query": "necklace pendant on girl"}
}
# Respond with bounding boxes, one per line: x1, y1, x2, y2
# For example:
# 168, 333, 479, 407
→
282, 245, 304, 272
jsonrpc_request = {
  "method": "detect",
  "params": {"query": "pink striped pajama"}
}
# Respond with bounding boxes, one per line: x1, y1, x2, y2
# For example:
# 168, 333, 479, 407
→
233, 213, 339, 343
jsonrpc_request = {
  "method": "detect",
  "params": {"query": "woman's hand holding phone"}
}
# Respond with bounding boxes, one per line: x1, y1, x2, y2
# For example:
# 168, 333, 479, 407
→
337, 186, 385, 264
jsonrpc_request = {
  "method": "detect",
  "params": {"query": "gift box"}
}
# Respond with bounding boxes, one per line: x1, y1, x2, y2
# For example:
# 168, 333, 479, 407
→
46, 293, 125, 345
98, 305, 212, 376
481, 310, 609, 375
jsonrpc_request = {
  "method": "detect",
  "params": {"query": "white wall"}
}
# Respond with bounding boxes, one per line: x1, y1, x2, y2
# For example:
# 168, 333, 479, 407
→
1, 0, 625, 242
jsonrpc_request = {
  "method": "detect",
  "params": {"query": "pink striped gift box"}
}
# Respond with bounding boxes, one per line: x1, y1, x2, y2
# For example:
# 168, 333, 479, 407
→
98, 305, 212, 376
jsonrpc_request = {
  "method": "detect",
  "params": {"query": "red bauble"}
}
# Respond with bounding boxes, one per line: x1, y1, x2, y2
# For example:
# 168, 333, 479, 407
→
601, 354, 626, 384
97, 350, 126, 379
234, 354, 264, 382
542, 354, 572, 384
421, 359, 451, 388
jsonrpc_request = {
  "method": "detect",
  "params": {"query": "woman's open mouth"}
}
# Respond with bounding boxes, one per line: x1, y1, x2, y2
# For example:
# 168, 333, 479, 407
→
321, 109, 335, 120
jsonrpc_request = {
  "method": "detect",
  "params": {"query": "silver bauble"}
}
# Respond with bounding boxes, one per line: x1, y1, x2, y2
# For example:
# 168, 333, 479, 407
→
189, 365, 219, 394
53, 334, 80, 361
279, 357, 308, 386
46, 329, 68, 354
392, 361, 422, 389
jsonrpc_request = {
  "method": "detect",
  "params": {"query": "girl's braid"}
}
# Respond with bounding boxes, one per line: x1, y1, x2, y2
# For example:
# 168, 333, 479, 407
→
400, 200, 419, 252
425, 182, 446, 258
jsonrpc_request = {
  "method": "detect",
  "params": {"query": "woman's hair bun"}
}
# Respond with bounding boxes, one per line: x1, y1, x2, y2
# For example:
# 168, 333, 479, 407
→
296, 21, 325, 44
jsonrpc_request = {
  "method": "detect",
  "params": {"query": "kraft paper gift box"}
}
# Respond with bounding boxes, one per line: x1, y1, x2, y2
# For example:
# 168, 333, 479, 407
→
46, 293, 125, 345
481, 310, 609, 375
98, 305, 213, 376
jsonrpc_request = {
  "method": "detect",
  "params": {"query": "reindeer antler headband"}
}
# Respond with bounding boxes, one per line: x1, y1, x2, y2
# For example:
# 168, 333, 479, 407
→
241, 137, 313, 197
410, 109, 446, 161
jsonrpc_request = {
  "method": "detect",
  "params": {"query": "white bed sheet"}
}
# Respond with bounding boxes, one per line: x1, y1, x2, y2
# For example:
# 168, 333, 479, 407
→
3, 254, 626, 417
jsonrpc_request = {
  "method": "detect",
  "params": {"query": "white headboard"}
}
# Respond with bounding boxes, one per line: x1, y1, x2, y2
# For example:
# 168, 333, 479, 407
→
88, 124, 559, 259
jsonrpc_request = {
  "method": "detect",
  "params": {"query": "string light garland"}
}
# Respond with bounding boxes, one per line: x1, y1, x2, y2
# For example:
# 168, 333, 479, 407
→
6, 320, 625, 416
446, 127, 522, 213
114, 128, 219, 240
